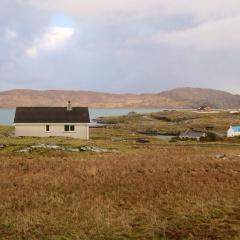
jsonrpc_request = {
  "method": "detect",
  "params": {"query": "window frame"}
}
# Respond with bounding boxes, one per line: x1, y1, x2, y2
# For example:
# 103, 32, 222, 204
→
64, 125, 76, 132
64, 125, 70, 132
70, 125, 75, 132
46, 125, 50, 132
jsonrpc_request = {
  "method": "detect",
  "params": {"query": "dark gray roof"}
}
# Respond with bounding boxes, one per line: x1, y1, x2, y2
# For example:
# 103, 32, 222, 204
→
179, 130, 206, 138
14, 107, 90, 124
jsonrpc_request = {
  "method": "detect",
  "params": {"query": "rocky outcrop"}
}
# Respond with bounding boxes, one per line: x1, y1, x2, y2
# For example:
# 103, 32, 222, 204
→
16, 144, 116, 153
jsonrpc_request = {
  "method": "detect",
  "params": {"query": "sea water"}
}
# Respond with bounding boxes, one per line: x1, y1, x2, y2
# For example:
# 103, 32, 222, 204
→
0, 108, 164, 125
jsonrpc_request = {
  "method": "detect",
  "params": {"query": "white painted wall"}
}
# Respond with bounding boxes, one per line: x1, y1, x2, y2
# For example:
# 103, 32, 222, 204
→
227, 127, 240, 138
14, 123, 89, 139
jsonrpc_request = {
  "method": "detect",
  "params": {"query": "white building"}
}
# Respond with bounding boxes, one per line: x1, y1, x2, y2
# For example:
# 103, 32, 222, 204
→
14, 102, 90, 139
227, 125, 240, 138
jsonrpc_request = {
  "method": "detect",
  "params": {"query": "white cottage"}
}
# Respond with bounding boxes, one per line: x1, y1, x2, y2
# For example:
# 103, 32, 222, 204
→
227, 125, 240, 138
179, 130, 206, 141
14, 102, 90, 139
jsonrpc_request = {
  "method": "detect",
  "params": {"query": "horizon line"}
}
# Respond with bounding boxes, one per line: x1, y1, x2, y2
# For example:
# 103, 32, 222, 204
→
0, 87, 237, 96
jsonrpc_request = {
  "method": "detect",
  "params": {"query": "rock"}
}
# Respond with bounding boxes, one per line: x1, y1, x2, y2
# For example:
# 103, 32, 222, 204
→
136, 138, 150, 144
31, 144, 80, 152
18, 144, 62, 153
17, 144, 115, 154
30, 144, 61, 150
215, 154, 227, 159
0, 144, 6, 149
0, 132, 13, 137
111, 137, 123, 142
127, 111, 138, 117
17, 147, 31, 153
65, 147, 80, 152
80, 146, 114, 153
93, 117, 105, 124
46, 144, 61, 150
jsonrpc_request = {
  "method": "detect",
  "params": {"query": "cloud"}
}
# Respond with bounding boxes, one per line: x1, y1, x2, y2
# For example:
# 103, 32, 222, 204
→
26, 27, 75, 57
1, 0, 240, 94
153, 16, 240, 50
4, 29, 17, 41
28, 0, 240, 21
159, 0, 240, 21
28, 0, 160, 16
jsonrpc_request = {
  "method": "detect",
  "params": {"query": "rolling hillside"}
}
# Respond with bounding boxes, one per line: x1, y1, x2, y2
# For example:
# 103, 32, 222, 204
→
0, 87, 239, 109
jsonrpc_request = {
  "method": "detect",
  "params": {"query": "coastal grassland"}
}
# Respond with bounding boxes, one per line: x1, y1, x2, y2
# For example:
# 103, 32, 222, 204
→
0, 110, 240, 240
99, 110, 240, 134
0, 143, 239, 240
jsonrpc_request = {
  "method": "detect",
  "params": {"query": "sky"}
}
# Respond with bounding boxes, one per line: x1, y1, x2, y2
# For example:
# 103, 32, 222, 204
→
0, 0, 240, 93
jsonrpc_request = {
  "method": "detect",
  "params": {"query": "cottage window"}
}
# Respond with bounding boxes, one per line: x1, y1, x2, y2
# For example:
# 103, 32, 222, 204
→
64, 125, 70, 132
64, 125, 75, 132
46, 125, 50, 132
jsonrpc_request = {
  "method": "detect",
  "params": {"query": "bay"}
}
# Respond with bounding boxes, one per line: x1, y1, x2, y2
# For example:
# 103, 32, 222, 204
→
0, 108, 163, 125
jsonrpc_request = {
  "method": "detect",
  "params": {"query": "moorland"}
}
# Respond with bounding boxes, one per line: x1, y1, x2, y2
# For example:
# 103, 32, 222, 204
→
0, 110, 239, 240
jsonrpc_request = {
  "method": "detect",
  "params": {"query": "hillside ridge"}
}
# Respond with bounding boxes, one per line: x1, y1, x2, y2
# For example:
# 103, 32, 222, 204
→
0, 87, 239, 108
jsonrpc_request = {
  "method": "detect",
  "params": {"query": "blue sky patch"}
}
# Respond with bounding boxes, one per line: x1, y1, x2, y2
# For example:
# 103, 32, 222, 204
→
51, 13, 74, 28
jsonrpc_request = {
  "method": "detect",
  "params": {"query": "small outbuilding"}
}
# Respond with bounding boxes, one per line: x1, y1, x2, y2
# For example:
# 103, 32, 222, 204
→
14, 102, 90, 139
227, 125, 240, 138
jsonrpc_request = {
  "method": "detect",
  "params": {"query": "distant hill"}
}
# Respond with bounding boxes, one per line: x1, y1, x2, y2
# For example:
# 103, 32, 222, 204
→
159, 88, 240, 109
0, 88, 239, 109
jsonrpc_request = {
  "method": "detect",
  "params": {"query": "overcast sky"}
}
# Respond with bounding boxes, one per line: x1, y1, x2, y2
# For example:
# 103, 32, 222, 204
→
0, 0, 240, 93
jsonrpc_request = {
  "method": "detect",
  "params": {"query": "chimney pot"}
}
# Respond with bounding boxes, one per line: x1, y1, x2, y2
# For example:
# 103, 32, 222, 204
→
67, 101, 72, 111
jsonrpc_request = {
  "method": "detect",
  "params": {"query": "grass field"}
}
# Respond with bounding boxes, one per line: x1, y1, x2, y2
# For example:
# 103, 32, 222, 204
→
98, 110, 240, 134
0, 110, 240, 240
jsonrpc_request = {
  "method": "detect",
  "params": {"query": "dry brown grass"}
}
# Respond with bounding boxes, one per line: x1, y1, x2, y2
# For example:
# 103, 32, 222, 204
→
0, 145, 239, 240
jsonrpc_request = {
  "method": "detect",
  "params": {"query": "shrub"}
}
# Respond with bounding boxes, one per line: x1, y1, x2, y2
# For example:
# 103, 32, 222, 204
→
200, 132, 218, 142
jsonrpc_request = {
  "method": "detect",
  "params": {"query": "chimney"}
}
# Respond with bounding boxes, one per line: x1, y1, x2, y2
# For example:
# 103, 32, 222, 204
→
67, 101, 72, 111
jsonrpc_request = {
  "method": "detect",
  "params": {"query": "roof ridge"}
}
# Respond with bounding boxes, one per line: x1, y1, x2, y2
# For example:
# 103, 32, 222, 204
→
14, 107, 90, 124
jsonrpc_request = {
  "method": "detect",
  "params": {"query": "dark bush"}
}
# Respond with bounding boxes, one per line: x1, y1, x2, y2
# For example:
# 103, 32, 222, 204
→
200, 132, 218, 142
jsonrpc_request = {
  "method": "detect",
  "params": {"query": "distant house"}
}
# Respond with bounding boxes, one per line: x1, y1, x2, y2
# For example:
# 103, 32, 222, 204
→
227, 125, 240, 138
230, 110, 240, 114
179, 130, 206, 141
197, 106, 211, 111
14, 101, 90, 139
